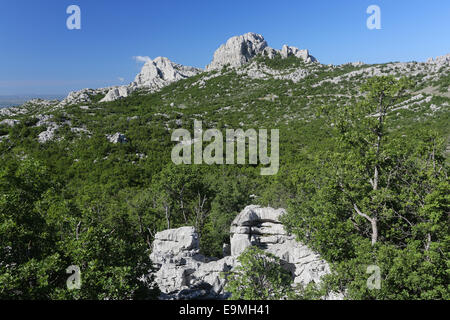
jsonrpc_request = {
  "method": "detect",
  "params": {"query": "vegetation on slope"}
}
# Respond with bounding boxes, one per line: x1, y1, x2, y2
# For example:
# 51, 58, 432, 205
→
0, 56, 448, 299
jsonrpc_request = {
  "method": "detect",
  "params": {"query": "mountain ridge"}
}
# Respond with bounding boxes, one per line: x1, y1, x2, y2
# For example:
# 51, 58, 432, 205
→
3, 32, 449, 109
41, 32, 321, 106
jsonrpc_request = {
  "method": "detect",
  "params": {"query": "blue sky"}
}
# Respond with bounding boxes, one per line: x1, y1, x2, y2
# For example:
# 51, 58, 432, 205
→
0, 0, 449, 95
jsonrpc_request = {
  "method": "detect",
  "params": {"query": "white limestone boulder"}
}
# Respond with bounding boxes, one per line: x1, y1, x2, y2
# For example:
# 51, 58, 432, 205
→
100, 86, 131, 102
0, 119, 20, 127
133, 56, 202, 89
150, 206, 343, 300
106, 132, 127, 144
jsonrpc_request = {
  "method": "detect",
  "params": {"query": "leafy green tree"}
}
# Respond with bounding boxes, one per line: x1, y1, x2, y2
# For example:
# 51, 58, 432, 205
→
224, 246, 293, 300
200, 166, 260, 257
0, 156, 160, 300
149, 164, 213, 230
51, 224, 159, 300
326, 76, 412, 246
0, 157, 63, 299
284, 76, 449, 299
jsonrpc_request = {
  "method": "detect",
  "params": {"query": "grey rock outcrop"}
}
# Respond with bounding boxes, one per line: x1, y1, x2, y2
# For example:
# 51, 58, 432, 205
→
206, 33, 318, 71
38, 127, 59, 144
280, 45, 317, 63
150, 227, 234, 299
100, 56, 202, 102
150, 205, 341, 300
262, 47, 279, 59
55, 33, 320, 105
427, 53, 450, 66
230, 205, 331, 286
106, 132, 127, 144
0, 119, 20, 127
34, 114, 64, 143
57, 88, 110, 108
133, 56, 202, 89
100, 86, 131, 102
206, 32, 268, 70
150, 227, 200, 265
230, 206, 286, 256
0, 99, 58, 118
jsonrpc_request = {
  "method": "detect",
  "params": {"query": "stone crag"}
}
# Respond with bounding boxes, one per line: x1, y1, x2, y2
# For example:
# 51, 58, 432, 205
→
206, 32, 317, 71
206, 32, 269, 70
100, 57, 203, 102
150, 205, 340, 300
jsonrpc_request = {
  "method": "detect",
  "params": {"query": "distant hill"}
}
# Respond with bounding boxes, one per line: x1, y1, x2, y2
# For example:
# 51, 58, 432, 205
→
0, 94, 64, 108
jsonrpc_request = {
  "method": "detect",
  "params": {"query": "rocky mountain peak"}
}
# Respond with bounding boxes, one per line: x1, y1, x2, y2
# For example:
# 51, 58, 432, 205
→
54, 33, 321, 105
206, 32, 268, 70
427, 53, 450, 66
134, 56, 202, 87
280, 45, 317, 63
99, 56, 202, 102
206, 32, 318, 70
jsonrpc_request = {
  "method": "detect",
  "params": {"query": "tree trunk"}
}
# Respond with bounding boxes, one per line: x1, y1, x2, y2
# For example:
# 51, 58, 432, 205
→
354, 203, 378, 246
370, 217, 378, 246
164, 205, 170, 229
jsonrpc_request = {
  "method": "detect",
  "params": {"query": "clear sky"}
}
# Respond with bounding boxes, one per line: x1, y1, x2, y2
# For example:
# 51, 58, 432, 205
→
0, 0, 449, 95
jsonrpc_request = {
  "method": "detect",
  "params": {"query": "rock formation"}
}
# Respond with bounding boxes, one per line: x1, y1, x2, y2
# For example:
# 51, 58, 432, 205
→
150, 205, 340, 300
206, 33, 318, 71
0, 119, 20, 127
133, 56, 202, 88
34, 114, 62, 144
261, 47, 279, 59
427, 53, 450, 65
57, 88, 110, 107
6, 33, 448, 110
54, 33, 319, 105
206, 32, 268, 70
100, 86, 131, 103
106, 132, 128, 144
150, 226, 234, 299
229, 206, 330, 286
100, 56, 202, 102
280, 45, 317, 63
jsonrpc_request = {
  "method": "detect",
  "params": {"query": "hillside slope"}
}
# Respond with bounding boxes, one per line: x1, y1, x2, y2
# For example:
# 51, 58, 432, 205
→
0, 33, 448, 300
